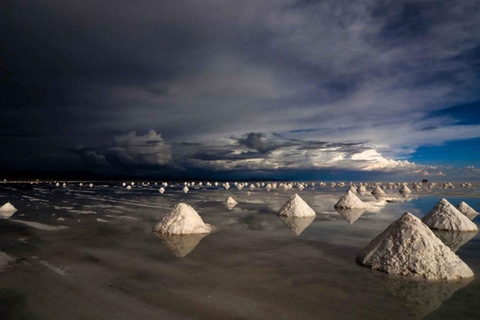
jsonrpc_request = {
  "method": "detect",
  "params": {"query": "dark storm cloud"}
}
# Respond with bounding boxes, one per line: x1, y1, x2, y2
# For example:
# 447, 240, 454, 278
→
1, 0, 480, 178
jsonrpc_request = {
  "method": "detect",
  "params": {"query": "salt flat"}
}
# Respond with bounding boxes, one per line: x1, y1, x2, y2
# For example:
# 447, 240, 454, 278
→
0, 181, 479, 319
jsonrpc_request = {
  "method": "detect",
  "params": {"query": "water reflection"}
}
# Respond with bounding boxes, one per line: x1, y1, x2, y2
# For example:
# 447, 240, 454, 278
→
277, 215, 315, 236
334, 207, 366, 224
0, 209, 17, 219
432, 230, 477, 252
156, 233, 208, 258
361, 266, 472, 319
225, 202, 237, 210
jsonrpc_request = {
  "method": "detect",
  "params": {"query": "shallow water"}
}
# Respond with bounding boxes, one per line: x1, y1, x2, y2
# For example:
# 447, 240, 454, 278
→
0, 182, 479, 319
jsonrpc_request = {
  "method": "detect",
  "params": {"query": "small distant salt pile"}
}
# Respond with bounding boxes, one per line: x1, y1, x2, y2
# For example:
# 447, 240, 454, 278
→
183, 186, 189, 194
225, 196, 238, 206
357, 185, 367, 193
89, 183, 93, 188
249, 184, 255, 191
297, 184, 304, 191
371, 186, 386, 196
422, 199, 477, 232
79, 183, 83, 187
214, 182, 219, 186
456, 202, 478, 217
265, 183, 272, 192
223, 182, 230, 190
236, 184, 244, 191
278, 194, 315, 217
281, 184, 289, 191
154, 203, 212, 234
334, 191, 366, 209
399, 185, 412, 194
0, 202, 17, 212
347, 185, 356, 194
206, 182, 212, 187
357, 212, 474, 280
159, 187, 165, 194
126, 185, 132, 190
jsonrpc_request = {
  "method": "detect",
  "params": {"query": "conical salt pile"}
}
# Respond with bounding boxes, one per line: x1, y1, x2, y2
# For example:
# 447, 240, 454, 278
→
456, 202, 478, 217
334, 191, 366, 209
0, 202, 17, 212
183, 186, 189, 194
422, 199, 477, 232
347, 185, 357, 194
277, 194, 315, 217
399, 185, 411, 194
371, 186, 385, 196
225, 197, 238, 206
357, 212, 474, 280
357, 185, 367, 193
154, 203, 212, 234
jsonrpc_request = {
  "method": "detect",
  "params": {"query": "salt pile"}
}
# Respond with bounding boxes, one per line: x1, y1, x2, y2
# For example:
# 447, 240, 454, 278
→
371, 186, 385, 196
159, 187, 165, 194
154, 203, 212, 235
347, 185, 357, 194
225, 197, 238, 206
357, 185, 367, 194
334, 191, 366, 209
399, 185, 411, 194
422, 199, 477, 232
357, 212, 474, 280
0, 202, 17, 212
277, 194, 315, 217
456, 201, 478, 217
183, 186, 189, 194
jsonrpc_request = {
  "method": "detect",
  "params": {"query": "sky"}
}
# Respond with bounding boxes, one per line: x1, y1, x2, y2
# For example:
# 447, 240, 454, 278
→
1, 0, 480, 180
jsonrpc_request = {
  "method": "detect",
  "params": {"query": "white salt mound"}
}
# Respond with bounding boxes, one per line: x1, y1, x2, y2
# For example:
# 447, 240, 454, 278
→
225, 197, 238, 205
422, 199, 477, 232
0, 202, 16, 212
154, 203, 212, 235
334, 191, 366, 209
357, 185, 367, 193
357, 212, 474, 280
371, 186, 386, 196
277, 194, 315, 217
399, 185, 412, 194
456, 202, 478, 216
347, 185, 357, 194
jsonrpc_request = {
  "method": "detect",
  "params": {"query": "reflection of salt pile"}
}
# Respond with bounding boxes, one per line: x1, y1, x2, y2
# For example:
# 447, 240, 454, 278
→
156, 233, 208, 258
456, 202, 478, 218
278, 215, 315, 236
154, 203, 212, 234
422, 199, 477, 232
357, 212, 473, 279
361, 266, 472, 319
371, 186, 385, 196
432, 230, 477, 252
0, 252, 16, 272
334, 191, 366, 209
277, 194, 315, 217
335, 207, 366, 224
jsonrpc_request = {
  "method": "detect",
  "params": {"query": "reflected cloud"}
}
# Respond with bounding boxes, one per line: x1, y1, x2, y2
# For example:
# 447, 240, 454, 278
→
278, 215, 315, 236
334, 207, 366, 224
361, 266, 472, 319
156, 233, 208, 258
432, 230, 477, 252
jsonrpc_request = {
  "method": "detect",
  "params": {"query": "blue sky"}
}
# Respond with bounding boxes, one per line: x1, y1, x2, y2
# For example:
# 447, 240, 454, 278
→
1, 1, 480, 180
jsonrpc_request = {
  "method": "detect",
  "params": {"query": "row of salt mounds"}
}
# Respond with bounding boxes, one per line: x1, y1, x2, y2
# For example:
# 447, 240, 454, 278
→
154, 203, 212, 234
334, 191, 366, 209
399, 185, 411, 194
456, 202, 478, 217
357, 212, 473, 280
422, 199, 477, 232
277, 194, 316, 217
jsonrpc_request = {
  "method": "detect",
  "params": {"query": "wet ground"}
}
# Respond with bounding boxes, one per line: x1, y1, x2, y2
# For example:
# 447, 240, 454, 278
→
0, 181, 479, 319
